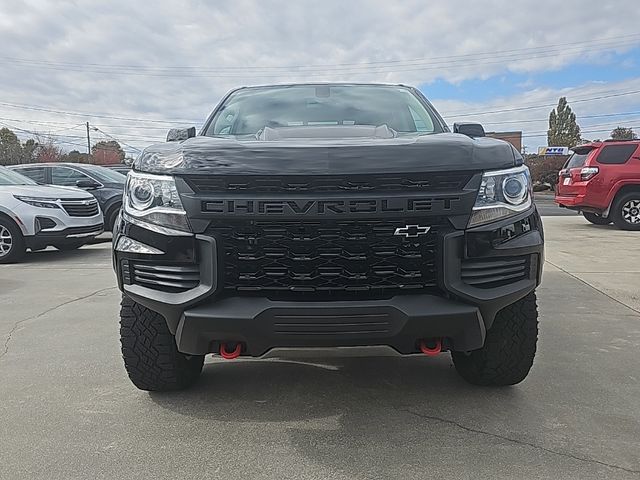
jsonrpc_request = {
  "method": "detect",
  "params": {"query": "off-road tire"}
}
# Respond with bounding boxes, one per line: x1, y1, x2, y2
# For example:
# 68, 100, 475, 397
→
452, 292, 538, 386
120, 296, 204, 391
582, 212, 611, 225
0, 217, 26, 264
611, 191, 640, 231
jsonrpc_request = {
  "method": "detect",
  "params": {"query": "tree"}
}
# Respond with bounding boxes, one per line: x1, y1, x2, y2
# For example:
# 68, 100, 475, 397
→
92, 140, 125, 165
0, 128, 23, 165
547, 97, 581, 147
610, 126, 637, 141
34, 136, 64, 163
63, 150, 92, 163
20, 139, 39, 164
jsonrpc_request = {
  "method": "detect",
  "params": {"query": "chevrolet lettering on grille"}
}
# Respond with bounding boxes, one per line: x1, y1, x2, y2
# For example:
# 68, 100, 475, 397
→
201, 197, 461, 215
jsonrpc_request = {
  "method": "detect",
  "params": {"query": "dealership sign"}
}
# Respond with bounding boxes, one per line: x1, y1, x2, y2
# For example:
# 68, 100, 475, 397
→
538, 146, 570, 155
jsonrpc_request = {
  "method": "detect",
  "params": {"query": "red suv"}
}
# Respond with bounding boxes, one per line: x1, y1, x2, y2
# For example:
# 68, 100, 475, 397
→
555, 140, 640, 230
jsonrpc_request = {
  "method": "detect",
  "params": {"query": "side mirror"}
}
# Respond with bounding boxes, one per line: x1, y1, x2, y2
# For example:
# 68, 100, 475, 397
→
453, 122, 485, 138
166, 127, 196, 142
76, 179, 100, 190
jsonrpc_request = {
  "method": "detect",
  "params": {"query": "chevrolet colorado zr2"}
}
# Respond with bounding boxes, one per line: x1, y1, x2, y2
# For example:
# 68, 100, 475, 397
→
112, 83, 544, 391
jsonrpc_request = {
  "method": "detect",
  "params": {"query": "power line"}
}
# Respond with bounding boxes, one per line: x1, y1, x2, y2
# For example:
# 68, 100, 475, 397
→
4, 85, 640, 131
0, 121, 88, 149
513, 117, 640, 137
0, 116, 87, 129
1, 34, 638, 76
0, 122, 86, 140
3, 41, 638, 78
442, 89, 640, 117
0, 116, 165, 144
0, 100, 199, 125
483, 110, 640, 125
91, 126, 142, 153
521, 126, 639, 139
4, 34, 639, 69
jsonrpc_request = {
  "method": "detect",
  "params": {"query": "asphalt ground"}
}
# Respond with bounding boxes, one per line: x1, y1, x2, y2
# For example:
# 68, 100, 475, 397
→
1, 216, 639, 479
533, 191, 578, 216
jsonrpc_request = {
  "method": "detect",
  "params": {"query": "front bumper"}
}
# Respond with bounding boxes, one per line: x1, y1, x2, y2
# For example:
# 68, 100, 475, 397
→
26, 223, 104, 249
113, 207, 544, 355
175, 294, 486, 355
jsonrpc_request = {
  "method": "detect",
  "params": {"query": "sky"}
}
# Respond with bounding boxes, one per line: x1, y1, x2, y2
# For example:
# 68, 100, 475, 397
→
0, 0, 639, 157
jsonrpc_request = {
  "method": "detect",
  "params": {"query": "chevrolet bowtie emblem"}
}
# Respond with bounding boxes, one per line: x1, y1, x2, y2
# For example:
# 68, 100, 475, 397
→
394, 225, 431, 238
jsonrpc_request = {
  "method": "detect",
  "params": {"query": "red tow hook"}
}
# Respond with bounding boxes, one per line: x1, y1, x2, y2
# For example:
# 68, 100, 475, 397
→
219, 342, 242, 360
419, 338, 442, 356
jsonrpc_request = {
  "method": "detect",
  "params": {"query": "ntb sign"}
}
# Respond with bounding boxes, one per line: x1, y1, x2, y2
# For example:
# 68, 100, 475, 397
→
538, 146, 570, 155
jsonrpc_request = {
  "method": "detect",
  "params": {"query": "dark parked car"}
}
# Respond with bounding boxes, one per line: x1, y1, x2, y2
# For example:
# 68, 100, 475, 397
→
113, 83, 543, 392
106, 164, 131, 175
10, 163, 125, 231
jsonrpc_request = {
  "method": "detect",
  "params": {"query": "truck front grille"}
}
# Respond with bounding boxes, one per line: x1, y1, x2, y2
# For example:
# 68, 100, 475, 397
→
208, 219, 444, 297
185, 173, 472, 194
461, 256, 530, 289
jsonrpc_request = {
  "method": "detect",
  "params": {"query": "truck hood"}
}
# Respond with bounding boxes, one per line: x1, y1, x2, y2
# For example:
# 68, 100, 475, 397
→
134, 132, 522, 176
0, 184, 94, 199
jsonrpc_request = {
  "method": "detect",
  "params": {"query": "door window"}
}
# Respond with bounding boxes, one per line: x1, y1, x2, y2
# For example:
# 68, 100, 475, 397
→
15, 167, 46, 183
51, 167, 91, 186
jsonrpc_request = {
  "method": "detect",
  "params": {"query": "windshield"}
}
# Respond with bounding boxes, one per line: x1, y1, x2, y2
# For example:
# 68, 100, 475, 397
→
82, 165, 127, 184
205, 85, 443, 137
0, 167, 37, 186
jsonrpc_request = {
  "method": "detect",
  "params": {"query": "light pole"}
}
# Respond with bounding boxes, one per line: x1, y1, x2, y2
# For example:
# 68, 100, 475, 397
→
86, 122, 91, 156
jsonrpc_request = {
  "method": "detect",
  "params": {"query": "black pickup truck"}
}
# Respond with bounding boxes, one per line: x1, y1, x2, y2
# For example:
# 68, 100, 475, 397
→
113, 83, 543, 391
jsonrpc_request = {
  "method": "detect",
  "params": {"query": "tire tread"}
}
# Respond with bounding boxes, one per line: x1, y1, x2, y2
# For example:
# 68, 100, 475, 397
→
452, 292, 538, 386
120, 296, 203, 391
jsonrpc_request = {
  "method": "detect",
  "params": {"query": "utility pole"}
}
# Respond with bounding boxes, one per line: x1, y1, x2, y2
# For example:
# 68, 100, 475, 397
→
86, 122, 91, 157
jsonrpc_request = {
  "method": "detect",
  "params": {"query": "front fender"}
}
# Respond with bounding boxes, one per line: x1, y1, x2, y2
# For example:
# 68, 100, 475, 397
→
101, 191, 124, 215
0, 204, 29, 235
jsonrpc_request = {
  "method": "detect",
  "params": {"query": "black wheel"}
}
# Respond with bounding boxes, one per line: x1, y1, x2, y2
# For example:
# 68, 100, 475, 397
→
53, 240, 86, 251
582, 212, 611, 225
106, 205, 121, 232
0, 217, 26, 264
120, 296, 204, 391
611, 192, 640, 231
452, 292, 538, 386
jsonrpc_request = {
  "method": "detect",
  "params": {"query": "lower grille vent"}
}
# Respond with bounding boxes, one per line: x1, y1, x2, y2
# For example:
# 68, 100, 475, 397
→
123, 261, 200, 293
461, 256, 529, 289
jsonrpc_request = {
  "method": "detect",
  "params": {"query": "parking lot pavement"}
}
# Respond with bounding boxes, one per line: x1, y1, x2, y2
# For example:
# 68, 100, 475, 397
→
533, 191, 577, 216
1, 217, 639, 480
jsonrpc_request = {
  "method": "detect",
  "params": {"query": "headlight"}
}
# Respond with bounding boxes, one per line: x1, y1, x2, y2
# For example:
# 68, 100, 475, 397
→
123, 171, 191, 233
469, 165, 532, 227
14, 195, 61, 209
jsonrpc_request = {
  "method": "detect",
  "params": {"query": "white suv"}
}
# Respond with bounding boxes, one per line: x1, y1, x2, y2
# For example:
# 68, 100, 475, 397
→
0, 166, 104, 263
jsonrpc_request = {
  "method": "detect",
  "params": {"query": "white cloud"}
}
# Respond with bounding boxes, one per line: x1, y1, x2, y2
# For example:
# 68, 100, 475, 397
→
0, 0, 639, 153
